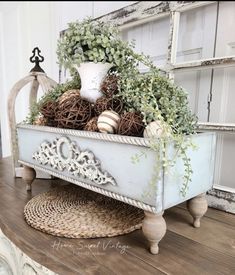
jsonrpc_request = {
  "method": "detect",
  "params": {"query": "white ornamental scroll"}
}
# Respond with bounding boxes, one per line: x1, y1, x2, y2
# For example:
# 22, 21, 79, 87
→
32, 137, 116, 186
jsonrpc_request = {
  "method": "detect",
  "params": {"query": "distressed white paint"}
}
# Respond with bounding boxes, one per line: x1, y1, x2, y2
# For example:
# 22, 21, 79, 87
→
93, 1, 136, 18
76, 62, 113, 103
17, 125, 216, 213
101, 2, 216, 31
198, 122, 235, 132
207, 195, 235, 213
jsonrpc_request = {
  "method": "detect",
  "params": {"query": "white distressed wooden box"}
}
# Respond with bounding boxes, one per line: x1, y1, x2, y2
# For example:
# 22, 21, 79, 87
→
16, 124, 216, 254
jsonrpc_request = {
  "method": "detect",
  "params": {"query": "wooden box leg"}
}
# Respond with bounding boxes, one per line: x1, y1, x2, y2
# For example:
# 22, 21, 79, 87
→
142, 211, 166, 255
22, 165, 36, 192
187, 193, 208, 228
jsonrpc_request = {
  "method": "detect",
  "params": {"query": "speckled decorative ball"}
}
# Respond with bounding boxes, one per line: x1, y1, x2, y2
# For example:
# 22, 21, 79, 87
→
97, 110, 120, 134
144, 120, 171, 138
117, 112, 144, 137
59, 89, 80, 105
144, 121, 164, 138
100, 74, 119, 97
84, 117, 99, 132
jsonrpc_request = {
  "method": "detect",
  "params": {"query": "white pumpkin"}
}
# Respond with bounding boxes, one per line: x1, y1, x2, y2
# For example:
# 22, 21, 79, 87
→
97, 110, 120, 134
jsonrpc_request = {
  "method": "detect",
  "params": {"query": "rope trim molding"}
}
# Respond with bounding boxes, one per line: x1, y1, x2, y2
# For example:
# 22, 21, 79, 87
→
19, 160, 157, 213
17, 124, 152, 147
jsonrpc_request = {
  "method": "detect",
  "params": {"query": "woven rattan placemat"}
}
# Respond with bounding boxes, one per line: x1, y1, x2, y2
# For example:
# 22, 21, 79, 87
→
24, 185, 144, 238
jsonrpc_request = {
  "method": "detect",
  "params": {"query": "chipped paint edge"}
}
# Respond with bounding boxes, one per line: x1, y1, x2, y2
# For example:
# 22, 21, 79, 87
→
98, 1, 216, 29
197, 122, 235, 132
173, 56, 235, 71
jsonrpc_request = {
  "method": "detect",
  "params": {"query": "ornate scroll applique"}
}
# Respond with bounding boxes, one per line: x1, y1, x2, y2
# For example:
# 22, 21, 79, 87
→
32, 137, 116, 186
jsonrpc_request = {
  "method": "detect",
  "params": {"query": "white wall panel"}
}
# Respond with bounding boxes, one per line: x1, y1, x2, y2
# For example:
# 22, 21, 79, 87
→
174, 3, 217, 122
122, 17, 170, 69
55, 1, 93, 31
0, 4, 22, 157
177, 3, 217, 62
0, 2, 58, 157
208, 2, 235, 190
214, 1, 235, 58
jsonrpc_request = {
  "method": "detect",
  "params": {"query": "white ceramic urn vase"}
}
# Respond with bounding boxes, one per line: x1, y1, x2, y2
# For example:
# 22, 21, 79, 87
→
76, 62, 113, 103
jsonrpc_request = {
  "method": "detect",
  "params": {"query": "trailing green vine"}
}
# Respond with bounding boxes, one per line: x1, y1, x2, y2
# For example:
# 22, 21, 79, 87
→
114, 53, 198, 197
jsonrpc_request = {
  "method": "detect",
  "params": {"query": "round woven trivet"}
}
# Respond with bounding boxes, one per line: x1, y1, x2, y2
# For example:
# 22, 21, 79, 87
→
24, 185, 144, 238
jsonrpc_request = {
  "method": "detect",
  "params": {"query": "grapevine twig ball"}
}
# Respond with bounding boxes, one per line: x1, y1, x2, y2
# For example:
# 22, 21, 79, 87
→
117, 112, 145, 137
55, 93, 92, 129
101, 74, 119, 97
40, 100, 58, 120
97, 110, 120, 134
95, 96, 124, 115
106, 97, 123, 115
59, 89, 80, 105
94, 97, 110, 115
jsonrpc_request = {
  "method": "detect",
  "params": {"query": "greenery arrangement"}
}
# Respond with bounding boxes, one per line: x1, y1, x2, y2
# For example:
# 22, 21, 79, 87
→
119, 67, 197, 197
57, 19, 139, 72
27, 18, 198, 197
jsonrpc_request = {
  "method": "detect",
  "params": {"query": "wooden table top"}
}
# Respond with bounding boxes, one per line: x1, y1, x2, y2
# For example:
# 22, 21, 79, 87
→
0, 158, 234, 275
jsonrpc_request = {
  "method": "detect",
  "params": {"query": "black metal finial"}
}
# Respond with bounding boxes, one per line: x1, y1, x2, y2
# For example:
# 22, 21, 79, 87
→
30, 47, 45, 73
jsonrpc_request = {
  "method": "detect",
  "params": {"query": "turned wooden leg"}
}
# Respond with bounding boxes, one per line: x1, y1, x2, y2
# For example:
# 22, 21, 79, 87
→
22, 165, 36, 192
142, 211, 166, 255
187, 193, 208, 228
